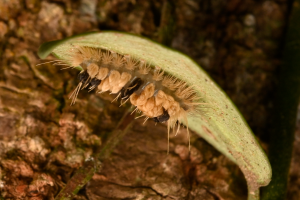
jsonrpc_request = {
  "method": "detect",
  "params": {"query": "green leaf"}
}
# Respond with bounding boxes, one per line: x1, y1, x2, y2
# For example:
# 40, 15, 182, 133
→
38, 31, 271, 200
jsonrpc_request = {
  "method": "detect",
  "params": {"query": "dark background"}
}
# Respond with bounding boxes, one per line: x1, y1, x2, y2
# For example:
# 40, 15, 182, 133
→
0, 0, 299, 199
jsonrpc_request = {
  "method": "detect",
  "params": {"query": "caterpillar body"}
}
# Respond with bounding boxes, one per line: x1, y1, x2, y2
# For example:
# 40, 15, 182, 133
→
44, 45, 203, 151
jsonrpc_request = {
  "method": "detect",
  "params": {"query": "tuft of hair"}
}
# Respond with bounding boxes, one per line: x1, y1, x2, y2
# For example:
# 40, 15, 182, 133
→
152, 67, 164, 81
68, 46, 101, 67
176, 84, 195, 100
138, 60, 151, 75
112, 51, 125, 68
124, 55, 138, 70
102, 50, 114, 64
77, 46, 96, 61
162, 75, 179, 91
71, 53, 84, 67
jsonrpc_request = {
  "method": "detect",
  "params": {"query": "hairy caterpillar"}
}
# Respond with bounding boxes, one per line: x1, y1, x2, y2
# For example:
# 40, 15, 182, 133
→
40, 45, 204, 152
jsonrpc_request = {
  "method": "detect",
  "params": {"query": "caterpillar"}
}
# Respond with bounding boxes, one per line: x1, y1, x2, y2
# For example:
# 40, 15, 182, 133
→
42, 45, 203, 152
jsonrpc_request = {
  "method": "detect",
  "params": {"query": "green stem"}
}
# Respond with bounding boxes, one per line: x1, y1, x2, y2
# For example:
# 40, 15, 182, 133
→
248, 187, 259, 200
54, 158, 98, 200
96, 110, 136, 160
55, 110, 135, 200
261, 1, 300, 199
156, 0, 175, 46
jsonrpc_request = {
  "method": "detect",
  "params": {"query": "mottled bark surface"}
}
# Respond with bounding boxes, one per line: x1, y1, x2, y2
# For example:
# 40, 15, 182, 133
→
0, 0, 293, 199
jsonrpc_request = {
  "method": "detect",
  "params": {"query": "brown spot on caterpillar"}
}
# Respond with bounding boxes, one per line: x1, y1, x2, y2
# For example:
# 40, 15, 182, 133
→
78, 70, 89, 82
153, 109, 170, 123
121, 78, 144, 100
87, 78, 101, 91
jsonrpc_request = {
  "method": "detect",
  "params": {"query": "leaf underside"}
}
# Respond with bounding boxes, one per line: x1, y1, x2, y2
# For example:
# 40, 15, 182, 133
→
38, 31, 271, 199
